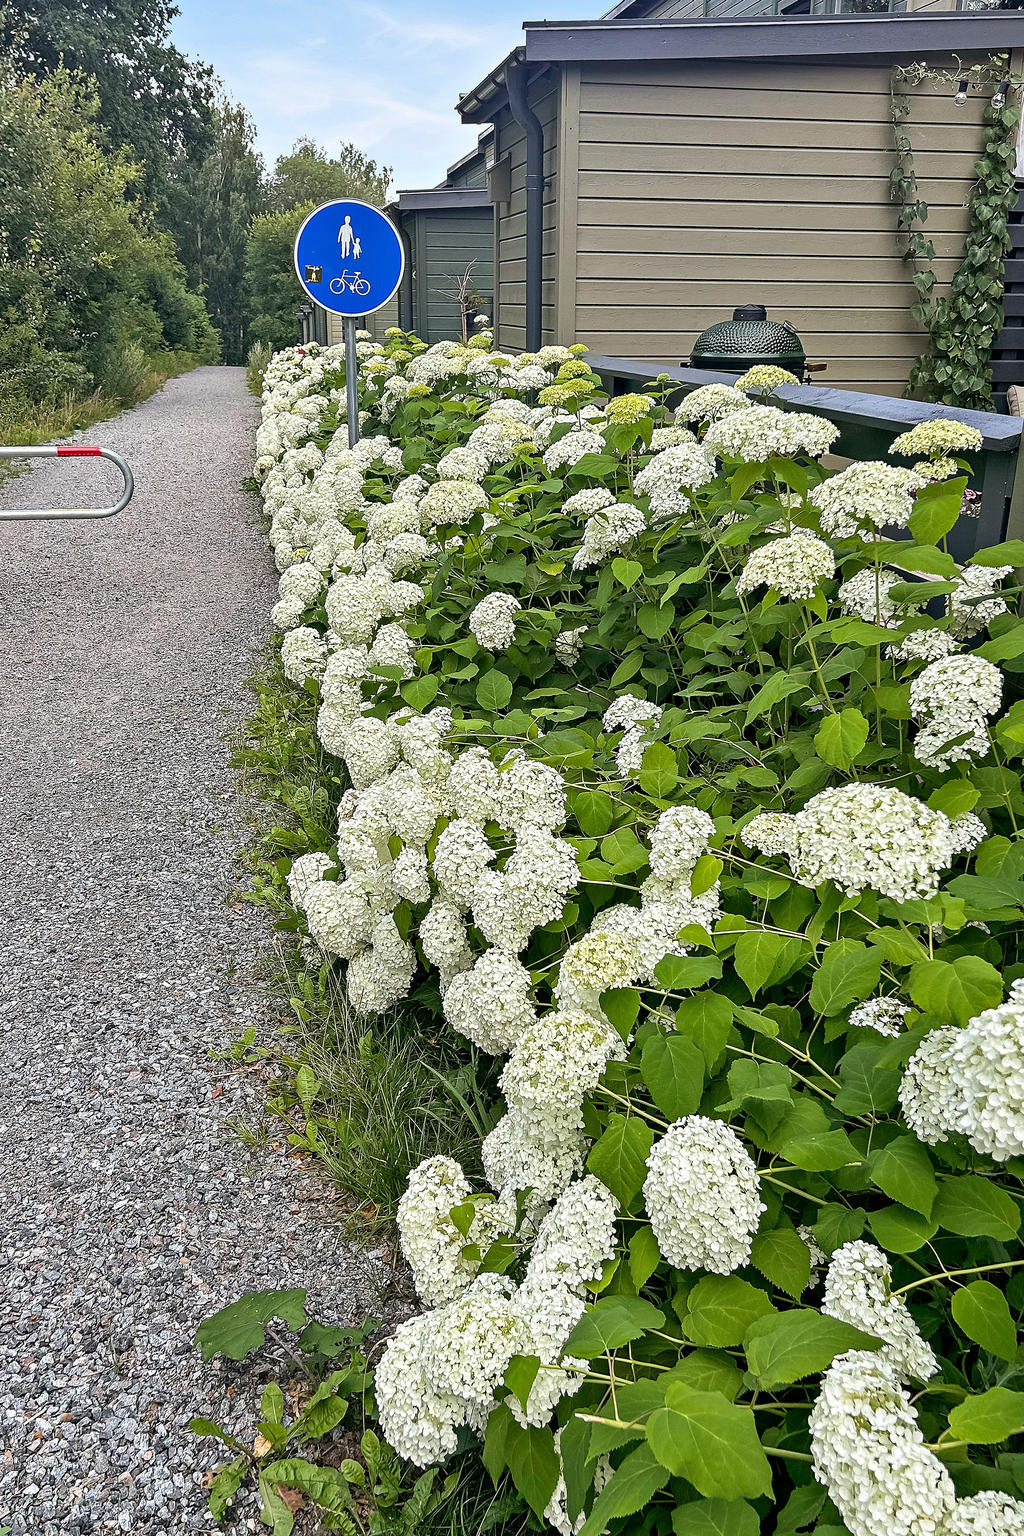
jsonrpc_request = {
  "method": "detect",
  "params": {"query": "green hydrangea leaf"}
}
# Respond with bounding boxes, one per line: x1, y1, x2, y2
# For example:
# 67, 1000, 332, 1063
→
646, 1386, 772, 1500
744, 1309, 880, 1389
952, 1281, 1019, 1362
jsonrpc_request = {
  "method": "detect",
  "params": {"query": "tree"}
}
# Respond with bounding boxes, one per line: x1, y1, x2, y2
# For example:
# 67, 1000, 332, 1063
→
0, 56, 217, 413
0, 0, 217, 204
244, 205, 316, 355
268, 138, 392, 213
164, 98, 266, 363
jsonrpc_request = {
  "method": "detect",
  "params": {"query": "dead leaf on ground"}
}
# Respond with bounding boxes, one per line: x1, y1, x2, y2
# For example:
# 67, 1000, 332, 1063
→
277, 1487, 306, 1512
253, 1433, 274, 1457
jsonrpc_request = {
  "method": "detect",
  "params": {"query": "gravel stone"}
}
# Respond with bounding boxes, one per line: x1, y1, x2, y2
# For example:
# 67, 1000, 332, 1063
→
0, 369, 376, 1533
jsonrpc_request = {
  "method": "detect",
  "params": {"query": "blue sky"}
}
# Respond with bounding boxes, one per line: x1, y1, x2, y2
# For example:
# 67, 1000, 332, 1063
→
171, 0, 598, 191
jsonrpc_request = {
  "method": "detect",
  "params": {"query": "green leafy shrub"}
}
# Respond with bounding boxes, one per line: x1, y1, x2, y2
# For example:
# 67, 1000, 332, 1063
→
250, 332, 1024, 1536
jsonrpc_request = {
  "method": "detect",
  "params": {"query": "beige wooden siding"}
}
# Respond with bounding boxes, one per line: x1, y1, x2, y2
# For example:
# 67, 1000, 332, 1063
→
493, 76, 560, 351
569, 60, 987, 395
325, 294, 400, 347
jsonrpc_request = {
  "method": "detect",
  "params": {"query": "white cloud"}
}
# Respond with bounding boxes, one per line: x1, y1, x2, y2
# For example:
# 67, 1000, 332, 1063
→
356, 2, 513, 54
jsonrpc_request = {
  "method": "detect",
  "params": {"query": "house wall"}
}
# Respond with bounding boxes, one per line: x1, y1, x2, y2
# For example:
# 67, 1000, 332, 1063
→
410, 207, 495, 343
492, 73, 560, 350
325, 296, 400, 347
554, 58, 988, 394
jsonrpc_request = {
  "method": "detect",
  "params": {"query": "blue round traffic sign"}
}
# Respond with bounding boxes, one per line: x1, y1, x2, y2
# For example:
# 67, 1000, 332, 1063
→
293, 199, 405, 317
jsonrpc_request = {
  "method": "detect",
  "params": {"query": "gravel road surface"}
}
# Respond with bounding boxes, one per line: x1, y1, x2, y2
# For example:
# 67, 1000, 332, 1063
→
0, 368, 372, 1534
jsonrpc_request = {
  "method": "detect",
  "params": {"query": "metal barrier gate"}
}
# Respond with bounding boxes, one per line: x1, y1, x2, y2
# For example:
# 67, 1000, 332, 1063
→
0, 445, 134, 521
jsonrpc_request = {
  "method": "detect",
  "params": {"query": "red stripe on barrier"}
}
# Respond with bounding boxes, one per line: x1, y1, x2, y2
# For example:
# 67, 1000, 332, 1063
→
57, 446, 102, 456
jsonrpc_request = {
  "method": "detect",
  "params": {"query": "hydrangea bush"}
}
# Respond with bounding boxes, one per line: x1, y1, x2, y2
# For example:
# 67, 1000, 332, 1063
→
254, 328, 1024, 1536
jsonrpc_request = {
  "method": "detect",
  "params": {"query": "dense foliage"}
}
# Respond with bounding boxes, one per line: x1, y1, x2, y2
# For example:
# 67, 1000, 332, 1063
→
0, 60, 218, 423
251, 332, 1024, 1536
1, 2, 389, 376
267, 138, 393, 216
890, 58, 1019, 410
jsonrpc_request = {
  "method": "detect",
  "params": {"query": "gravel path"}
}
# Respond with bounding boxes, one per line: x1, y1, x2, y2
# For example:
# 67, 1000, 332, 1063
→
0, 368, 373, 1535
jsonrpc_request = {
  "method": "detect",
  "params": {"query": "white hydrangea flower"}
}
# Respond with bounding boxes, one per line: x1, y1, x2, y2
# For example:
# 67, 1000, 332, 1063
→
281, 625, 329, 685
810, 463, 926, 537
838, 568, 912, 626
889, 419, 983, 459
572, 500, 647, 571
544, 1429, 612, 1536
383, 762, 448, 845
286, 851, 336, 908
823, 1242, 937, 1382
449, 746, 502, 824
382, 531, 431, 576
397, 713, 452, 785
483, 1108, 588, 1204
342, 715, 400, 790
904, 981, 1024, 1161
443, 948, 536, 1054
302, 877, 375, 959
944, 1492, 1024, 1535
510, 364, 554, 393
555, 930, 645, 1017
649, 424, 696, 450
603, 696, 663, 778
419, 899, 472, 970
890, 627, 960, 665
899, 1025, 965, 1147
704, 404, 840, 461
948, 811, 988, 857
633, 442, 716, 521
496, 752, 567, 833
543, 429, 606, 475
421, 479, 488, 528
469, 592, 521, 652
809, 1350, 955, 1536
509, 1177, 619, 1430
397, 1156, 478, 1306
435, 445, 489, 481
421, 1273, 529, 1413
649, 807, 715, 883
909, 654, 1002, 768
736, 529, 835, 601
799, 1224, 827, 1283
555, 627, 587, 666
368, 621, 417, 678
947, 564, 1013, 641
675, 384, 749, 423
744, 783, 962, 904
643, 1116, 765, 1274
432, 819, 496, 910
393, 846, 430, 904
374, 1314, 463, 1467
501, 1011, 625, 1134
471, 831, 580, 955
563, 486, 615, 518
347, 914, 417, 1014
850, 997, 909, 1037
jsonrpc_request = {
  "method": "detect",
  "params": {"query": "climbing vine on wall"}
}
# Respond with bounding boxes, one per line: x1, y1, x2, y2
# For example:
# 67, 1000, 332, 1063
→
890, 57, 1020, 410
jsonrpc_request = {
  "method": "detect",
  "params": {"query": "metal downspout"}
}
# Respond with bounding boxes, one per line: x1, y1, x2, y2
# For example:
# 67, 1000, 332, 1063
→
506, 62, 544, 353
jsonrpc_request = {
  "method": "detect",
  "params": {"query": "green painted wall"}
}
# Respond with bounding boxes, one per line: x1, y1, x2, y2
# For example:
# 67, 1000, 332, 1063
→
408, 206, 494, 344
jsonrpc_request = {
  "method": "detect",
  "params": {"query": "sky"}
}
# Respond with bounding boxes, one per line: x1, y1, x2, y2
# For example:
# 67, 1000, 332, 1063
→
171, 0, 599, 192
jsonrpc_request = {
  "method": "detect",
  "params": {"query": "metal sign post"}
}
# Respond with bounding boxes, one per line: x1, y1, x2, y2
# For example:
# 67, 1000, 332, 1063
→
293, 198, 406, 447
0, 445, 134, 521
344, 317, 360, 450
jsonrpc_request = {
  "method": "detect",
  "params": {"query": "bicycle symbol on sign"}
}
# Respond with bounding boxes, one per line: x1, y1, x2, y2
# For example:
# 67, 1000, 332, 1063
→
329, 270, 371, 297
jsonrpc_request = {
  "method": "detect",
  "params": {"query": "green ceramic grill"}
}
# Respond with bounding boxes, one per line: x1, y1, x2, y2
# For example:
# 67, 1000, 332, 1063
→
690, 304, 806, 377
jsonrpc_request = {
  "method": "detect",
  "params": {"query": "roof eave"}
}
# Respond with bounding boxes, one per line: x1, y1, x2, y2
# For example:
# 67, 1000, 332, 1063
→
456, 46, 524, 123
522, 12, 1024, 65
391, 188, 492, 212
